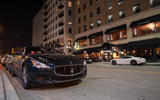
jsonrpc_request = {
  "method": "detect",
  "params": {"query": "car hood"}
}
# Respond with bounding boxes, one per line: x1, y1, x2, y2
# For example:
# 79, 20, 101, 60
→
30, 54, 84, 66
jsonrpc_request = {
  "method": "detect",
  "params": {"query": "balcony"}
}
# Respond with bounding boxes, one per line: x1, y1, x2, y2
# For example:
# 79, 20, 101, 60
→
58, 29, 64, 35
58, 4, 64, 9
43, 31, 48, 35
44, 11, 48, 16
58, 22, 64, 26
43, 24, 48, 29
58, 12, 64, 18
44, 4, 48, 9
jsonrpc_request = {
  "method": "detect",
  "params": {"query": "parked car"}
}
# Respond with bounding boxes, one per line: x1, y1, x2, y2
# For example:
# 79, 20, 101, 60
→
5, 55, 14, 71
11, 47, 87, 89
111, 56, 146, 65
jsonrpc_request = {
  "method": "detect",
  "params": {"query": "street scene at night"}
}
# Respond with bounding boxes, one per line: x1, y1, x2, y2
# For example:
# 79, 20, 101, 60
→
0, 0, 160, 100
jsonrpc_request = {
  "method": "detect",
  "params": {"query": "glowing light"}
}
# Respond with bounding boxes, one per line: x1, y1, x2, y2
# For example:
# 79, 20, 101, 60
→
148, 23, 155, 31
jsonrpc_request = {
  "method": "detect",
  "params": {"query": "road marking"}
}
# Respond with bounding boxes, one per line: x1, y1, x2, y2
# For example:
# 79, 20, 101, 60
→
89, 67, 160, 75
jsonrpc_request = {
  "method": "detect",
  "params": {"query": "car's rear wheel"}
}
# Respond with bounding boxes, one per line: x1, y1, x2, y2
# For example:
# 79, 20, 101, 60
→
112, 60, 117, 65
130, 60, 137, 65
23, 66, 31, 89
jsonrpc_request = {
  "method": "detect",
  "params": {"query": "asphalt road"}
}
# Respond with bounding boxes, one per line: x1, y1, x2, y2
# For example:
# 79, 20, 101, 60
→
5, 63, 160, 100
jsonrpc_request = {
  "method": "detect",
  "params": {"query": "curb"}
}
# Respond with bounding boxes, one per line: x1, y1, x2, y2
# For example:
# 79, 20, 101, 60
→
0, 69, 20, 100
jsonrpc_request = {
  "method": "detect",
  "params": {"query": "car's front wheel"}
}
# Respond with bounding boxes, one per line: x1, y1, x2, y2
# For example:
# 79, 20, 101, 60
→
112, 60, 117, 65
23, 66, 31, 89
130, 60, 137, 65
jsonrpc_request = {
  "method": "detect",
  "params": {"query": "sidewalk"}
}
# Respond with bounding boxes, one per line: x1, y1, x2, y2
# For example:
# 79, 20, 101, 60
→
0, 67, 19, 100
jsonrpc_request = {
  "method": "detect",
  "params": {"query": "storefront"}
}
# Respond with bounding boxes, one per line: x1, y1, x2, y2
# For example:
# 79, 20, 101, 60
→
88, 31, 103, 45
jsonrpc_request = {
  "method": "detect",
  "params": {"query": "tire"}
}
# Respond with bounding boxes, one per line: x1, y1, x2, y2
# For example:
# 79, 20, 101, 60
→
22, 66, 31, 89
112, 60, 117, 65
130, 60, 137, 65
10, 66, 16, 76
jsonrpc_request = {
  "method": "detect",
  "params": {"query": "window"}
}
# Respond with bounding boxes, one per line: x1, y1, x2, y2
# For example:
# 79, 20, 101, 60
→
68, 1, 72, 7
90, 23, 94, 29
78, 28, 81, 33
69, 28, 72, 33
78, 8, 81, 13
150, 0, 160, 8
118, 0, 124, 5
132, 22, 160, 37
107, 30, 127, 41
83, 4, 86, 10
89, 0, 93, 6
90, 35, 103, 45
132, 3, 141, 14
79, 40, 87, 47
69, 10, 72, 16
90, 12, 93, 17
97, 7, 101, 14
97, 20, 102, 27
84, 15, 86, 21
78, 18, 81, 23
107, 15, 113, 23
77, 0, 80, 5
84, 25, 87, 31
96, 0, 99, 2
119, 10, 125, 19
108, 0, 112, 9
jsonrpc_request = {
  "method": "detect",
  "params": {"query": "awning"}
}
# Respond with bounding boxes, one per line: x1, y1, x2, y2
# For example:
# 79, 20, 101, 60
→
75, 36, 87, 42
88, 31, 103, 38
73, 46, 102, 55
105, 24, 126, 34
115, 38, 160, 50
130, 14, 160, 27
101, 43, 114, 50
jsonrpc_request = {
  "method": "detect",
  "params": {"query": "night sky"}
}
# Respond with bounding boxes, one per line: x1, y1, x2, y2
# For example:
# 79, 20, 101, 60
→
0, 0, 43, 49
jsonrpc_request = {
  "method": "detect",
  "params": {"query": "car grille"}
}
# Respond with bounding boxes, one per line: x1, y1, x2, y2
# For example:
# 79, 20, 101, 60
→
54, 65, 84, 76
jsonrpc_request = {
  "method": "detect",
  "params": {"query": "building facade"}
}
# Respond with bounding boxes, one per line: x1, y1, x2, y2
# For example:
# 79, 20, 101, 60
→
32, 8, 44, 47
73, 0, 160, 61
42, 0, 74, 54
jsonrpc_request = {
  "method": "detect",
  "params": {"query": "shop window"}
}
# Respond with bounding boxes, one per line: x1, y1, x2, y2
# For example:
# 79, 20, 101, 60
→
90, 12, 93, 17
97, 20, 102, 27
79, 40, 87, 47
90, 35, 103, 45
150, 0, 160, 8
132, 22, 160, 37
90, 23, 94, 29
108, 0, 112, 10
119, 10, 125, 19
107, 15, 113, 23
83, 4, 86, 10
107, 30, 127, 41
118, 0, 124, 5
132, 3, 141, 14
97, 7, 101, 15
68, 1, 72, 7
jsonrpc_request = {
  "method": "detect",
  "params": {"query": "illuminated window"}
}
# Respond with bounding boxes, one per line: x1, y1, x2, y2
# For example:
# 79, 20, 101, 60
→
97, 20, 102, 27
108, 0, 112, 10
90, 23, 94, 29
118, 0, 124, 5
68, 21, 72, 24
77, 0, 80, 5
119, 10, 125, 19
107, 15, 113, 23
68, 1, 72, 7
132, 3, 141, 14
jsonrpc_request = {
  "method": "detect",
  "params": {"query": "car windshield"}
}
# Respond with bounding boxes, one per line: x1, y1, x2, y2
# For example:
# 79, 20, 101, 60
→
26, 47, 62, 55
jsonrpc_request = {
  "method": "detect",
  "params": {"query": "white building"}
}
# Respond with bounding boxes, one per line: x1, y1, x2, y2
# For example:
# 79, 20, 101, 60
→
32, 8, 44, 47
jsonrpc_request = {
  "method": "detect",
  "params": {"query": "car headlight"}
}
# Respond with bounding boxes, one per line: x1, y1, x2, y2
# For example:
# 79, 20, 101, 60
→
83, 60, 87, 66
31, 59, 50, 69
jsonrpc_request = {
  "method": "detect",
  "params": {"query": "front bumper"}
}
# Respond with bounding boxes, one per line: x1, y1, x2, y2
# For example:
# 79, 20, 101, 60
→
28, 67, 87, 85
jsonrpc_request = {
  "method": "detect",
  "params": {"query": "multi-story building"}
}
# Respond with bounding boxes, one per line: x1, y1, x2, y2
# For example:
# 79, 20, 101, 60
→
32, 8, 44, 47
42, 0, 74, 54
73, 0, 160, 61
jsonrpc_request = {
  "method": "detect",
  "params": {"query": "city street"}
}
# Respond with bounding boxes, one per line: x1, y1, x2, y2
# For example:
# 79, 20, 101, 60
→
5, 63, 160, 100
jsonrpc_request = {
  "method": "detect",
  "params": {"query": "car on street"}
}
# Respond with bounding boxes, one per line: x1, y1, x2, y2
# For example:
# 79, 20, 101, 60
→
111, 56, 146, 65
11, 47, 87, 89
